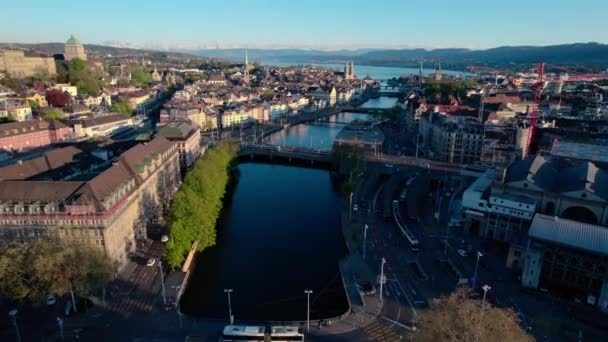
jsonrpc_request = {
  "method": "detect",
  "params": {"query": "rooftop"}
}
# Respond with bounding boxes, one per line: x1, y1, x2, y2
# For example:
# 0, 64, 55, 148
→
66, 34, 81, 45
529, 214, 608, 256
156, 121, 197, 140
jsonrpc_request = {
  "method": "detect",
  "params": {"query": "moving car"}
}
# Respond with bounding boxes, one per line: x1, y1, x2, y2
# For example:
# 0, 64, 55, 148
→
457, 249, 467, 257
353, 204, 359, 212
146, 258, 156, 267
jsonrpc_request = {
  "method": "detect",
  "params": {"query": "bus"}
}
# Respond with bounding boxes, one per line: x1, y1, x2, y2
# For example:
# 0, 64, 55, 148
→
270, 326, 305, 341
220, 325, 266, 341
393, 200, 419, 252
219, 325, 304, 342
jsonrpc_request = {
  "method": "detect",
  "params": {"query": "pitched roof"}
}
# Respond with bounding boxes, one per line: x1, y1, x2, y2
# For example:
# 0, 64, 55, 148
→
73, 162, 133, 205
0, 146, 83, 180
504, 156, 608, 199
157, 121, 197, 140
0, 120, 64, 138
119, 136, 174, 177
529, 214, 608, 256
0, 181, 84, 203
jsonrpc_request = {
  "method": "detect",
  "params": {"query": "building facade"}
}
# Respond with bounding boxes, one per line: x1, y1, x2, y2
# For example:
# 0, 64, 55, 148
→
71, 113, 135, 137
0, 50, 57, 78
522, 214, 608, 312
64, 35, 87, 61
157, 121, 201, 170
0, 120, 71, 152
0, 137, 180, 265
419, 111, 483, 164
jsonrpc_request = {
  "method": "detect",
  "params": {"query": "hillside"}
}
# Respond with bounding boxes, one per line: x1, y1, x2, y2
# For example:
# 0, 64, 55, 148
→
191, 43, 608, 70
0, 42, 204, 61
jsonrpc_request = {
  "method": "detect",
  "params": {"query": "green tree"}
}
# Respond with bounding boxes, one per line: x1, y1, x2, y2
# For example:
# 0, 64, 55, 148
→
417, 287, 534, 342
164, 140, 240, 268
129, 64, 153, 89
0, 238, 115, 303
43, 109, 65, 120
111, 101, 134, 116
27, 99, 40, 109
66, 58, 102, 94
0, 115, 16, 124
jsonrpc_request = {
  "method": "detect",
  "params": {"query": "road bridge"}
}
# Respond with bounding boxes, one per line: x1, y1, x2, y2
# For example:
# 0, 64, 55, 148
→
239, 143, 332, 165
239, 143, 490, 177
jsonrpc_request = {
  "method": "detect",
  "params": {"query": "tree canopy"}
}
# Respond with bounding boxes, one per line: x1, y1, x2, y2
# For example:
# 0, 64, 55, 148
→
0, 238, 115, 303
424, 79, 478, 104
129, 64, 153, 89
417, 287, 534, 342
46, 89, 73, 107
64, 58, 103, 95
111, 101, 134, 116
43, 109, 65, 120
164, 140, 239, 268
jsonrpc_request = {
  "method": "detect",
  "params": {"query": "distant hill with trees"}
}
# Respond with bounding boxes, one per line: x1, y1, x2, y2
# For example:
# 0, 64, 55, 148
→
192, 43, 608, 71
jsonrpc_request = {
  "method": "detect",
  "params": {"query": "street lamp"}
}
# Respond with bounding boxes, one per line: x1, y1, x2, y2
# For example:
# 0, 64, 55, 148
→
472, 251, 483, 289
158, 261, 167, 305
379, 258, 387, 303
349, 192, 354, 221
8, 309, 21, 342
224, 289, 234, 324
475, 285, 492, 342
304, 290, 313, 333
363, 224, 369, 259
57, 317, 64, 341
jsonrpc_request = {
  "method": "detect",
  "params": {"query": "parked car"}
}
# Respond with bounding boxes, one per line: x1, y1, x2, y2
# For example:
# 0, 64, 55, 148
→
46, 294, 56, 306
353, 204, 359, 212
457, 249, 467, 257
161, 235, 169, 243
356, 280, 376, 296
146, 258, 156, 267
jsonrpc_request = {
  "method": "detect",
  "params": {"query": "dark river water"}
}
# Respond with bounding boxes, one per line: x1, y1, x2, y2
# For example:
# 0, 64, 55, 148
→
180, 109, 378, 321
180, 163, 347, 321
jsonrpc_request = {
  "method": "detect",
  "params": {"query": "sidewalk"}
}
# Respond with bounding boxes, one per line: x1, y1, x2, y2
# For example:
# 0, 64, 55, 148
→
311, 254, 383, 336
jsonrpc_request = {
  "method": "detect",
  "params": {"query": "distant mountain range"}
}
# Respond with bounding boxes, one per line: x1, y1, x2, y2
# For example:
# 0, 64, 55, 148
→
2, 41, 607, 71
189, 43, 608, 70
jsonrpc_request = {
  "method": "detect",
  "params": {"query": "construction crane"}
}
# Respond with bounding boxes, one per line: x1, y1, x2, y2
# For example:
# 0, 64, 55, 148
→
525, 62, 544, 158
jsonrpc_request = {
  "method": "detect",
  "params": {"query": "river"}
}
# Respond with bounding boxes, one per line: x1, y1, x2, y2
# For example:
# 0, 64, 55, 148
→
180, 107, 374, 321
180, 163, 348, 321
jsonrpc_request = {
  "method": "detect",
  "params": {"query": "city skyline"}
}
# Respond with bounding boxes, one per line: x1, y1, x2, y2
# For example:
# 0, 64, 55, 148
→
2, 0, 607, 51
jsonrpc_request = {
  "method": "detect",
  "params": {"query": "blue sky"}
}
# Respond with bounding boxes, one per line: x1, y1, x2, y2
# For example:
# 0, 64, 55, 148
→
2, 0, 606, 50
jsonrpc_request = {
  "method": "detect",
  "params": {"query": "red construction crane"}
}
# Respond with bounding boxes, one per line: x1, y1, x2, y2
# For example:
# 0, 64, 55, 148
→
525, 62, 544, 158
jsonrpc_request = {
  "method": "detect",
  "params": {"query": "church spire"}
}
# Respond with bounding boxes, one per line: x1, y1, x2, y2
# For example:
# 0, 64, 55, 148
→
243, 48, 250, 86
418, 60, 424, 86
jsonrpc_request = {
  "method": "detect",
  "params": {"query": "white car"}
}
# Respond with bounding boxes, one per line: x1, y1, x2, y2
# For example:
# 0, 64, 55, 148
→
457, 249, 467, 257
353, 204, 359, 212
161, 235, 169, 243
47, 294, 56, 306
146, 258, 156, 267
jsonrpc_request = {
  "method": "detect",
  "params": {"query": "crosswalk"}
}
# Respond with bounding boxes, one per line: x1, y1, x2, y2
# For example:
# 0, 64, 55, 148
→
363, 320, 403, 341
